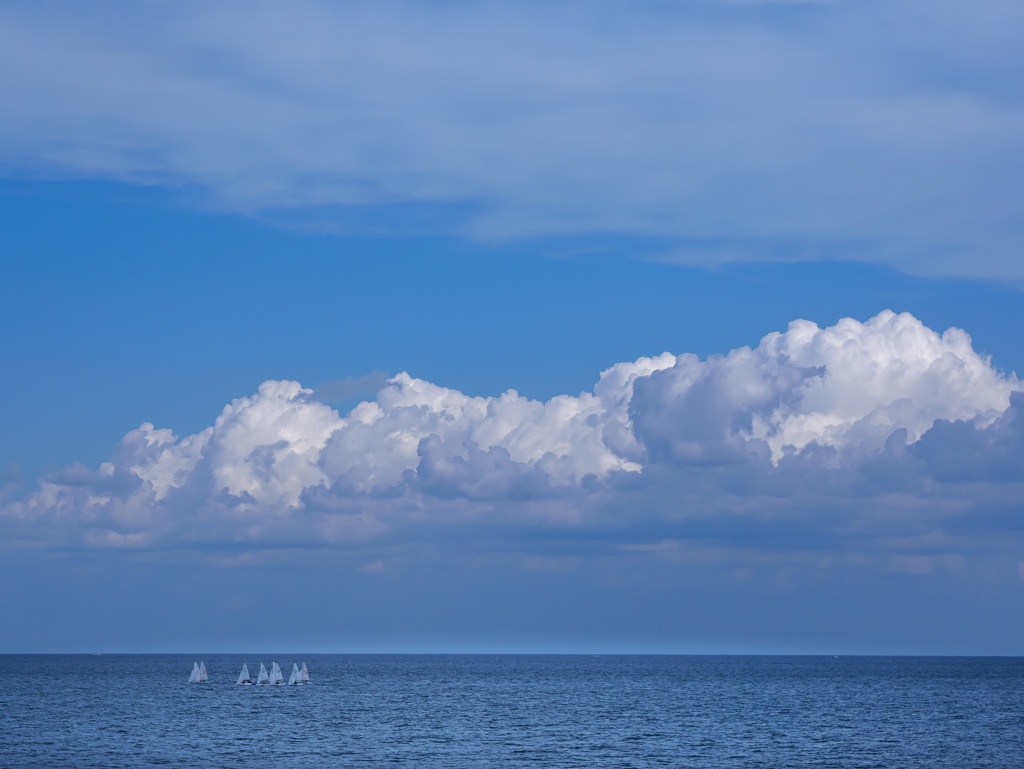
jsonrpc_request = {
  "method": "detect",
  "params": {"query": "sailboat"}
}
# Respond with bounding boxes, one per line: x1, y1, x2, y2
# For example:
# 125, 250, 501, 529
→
256, 663, 269, 685
269, 661, 284, 685
285, 661, 310, 685
237, 663, 253, 685
188, 661, 209, 684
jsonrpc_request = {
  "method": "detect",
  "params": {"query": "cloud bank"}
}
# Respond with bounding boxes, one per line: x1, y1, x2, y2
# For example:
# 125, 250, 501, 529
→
5, 311, 1022, 575
1, 1, 1022, 278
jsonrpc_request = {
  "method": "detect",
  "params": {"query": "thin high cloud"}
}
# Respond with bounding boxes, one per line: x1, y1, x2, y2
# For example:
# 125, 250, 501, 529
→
1, 1, 1022, 278
4, 311, 1022, 578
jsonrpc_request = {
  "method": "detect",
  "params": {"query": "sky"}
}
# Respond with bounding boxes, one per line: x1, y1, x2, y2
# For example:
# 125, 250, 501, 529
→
1, 0, 1023, 655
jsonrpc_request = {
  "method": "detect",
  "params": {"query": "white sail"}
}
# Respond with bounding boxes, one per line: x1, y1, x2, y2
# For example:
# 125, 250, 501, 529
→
288, 663, 300, 685
237, 663, 252, 685
300, 662, 309, 683
198, 661, 208, 683
269, 661, 283, 685
188, 661, 200, 683
257, 663, 269, 684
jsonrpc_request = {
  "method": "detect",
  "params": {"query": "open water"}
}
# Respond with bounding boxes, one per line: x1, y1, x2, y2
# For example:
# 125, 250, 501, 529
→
1, 655, 1022, 768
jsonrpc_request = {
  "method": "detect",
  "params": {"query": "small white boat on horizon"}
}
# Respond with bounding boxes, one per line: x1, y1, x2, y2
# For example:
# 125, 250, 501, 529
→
256, 662, 270, 685
268, 661, 284, 685
187, 661, 208, 684
237, 663, 253, 685
288, 662, 311, 685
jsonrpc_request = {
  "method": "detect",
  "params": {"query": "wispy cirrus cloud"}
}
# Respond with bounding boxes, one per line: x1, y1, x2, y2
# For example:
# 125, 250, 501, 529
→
4, 311, 1022, 583
0, 1, 1021, 278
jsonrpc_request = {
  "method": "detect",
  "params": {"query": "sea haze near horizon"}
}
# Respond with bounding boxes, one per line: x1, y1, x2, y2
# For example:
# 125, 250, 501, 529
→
5, 654, 1022, 768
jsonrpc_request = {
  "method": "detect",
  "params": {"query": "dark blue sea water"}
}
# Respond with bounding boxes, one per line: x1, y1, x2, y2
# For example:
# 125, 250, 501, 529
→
1, 655, 1021, 768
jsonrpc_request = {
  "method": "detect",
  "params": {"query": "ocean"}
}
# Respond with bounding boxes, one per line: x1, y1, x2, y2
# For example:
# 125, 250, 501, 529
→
2, 655, 1021, 768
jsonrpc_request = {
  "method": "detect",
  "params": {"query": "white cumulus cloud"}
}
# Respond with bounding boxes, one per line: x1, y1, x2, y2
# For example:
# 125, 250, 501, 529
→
2, 312, 1021, 557
631, 311, 1013, 465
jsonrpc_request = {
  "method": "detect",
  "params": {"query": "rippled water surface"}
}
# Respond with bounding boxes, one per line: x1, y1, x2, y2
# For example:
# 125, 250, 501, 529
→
2, 655, 1022, 768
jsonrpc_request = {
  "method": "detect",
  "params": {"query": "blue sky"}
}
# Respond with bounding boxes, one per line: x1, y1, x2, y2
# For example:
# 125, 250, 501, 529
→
1, 0, 1023, 654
